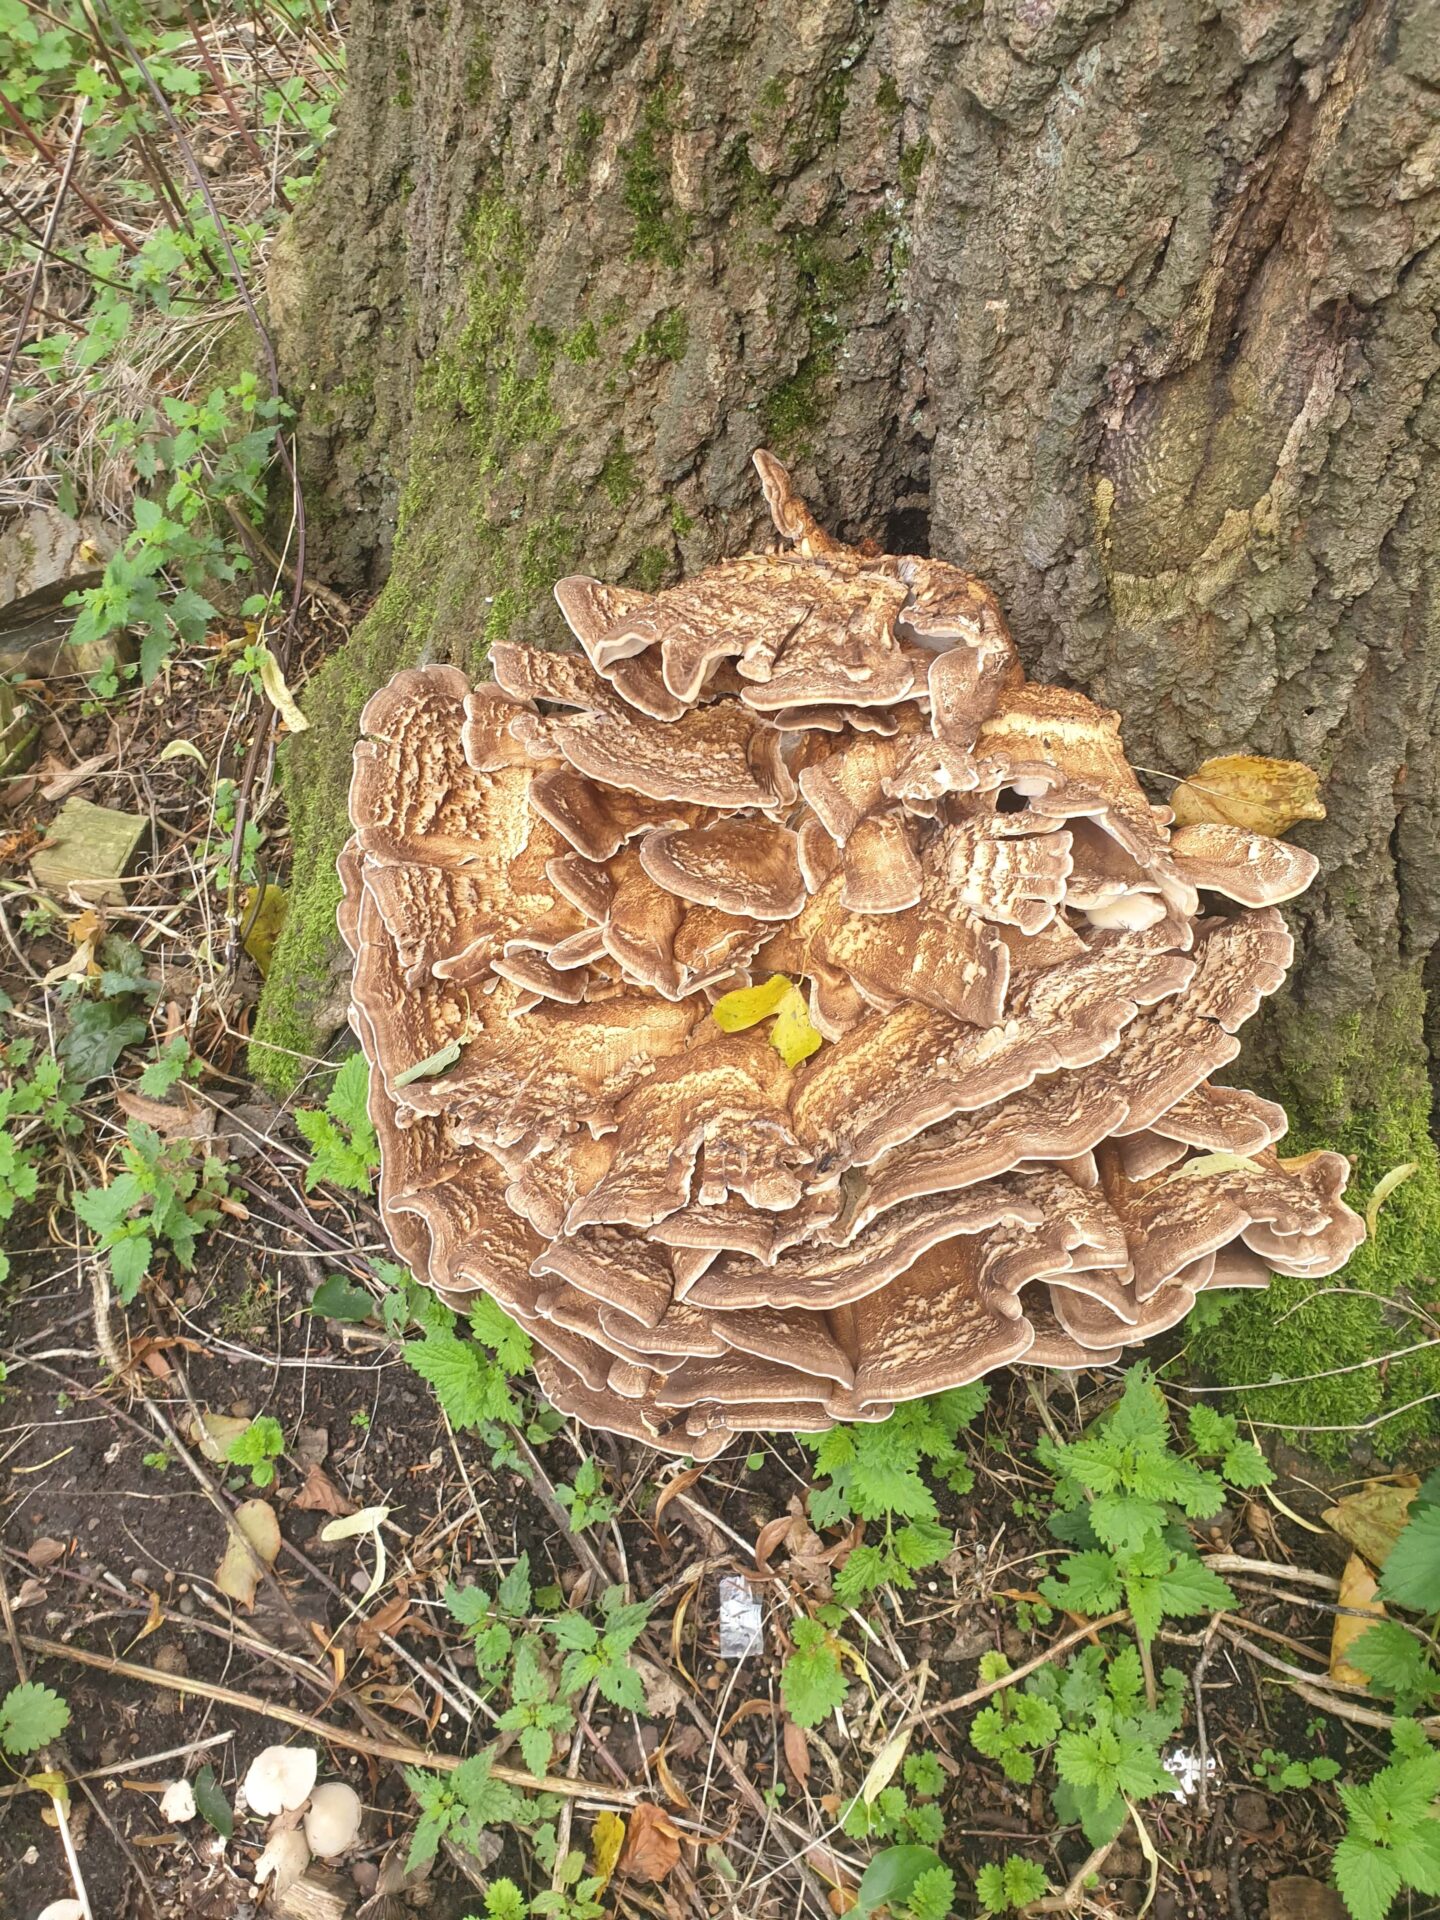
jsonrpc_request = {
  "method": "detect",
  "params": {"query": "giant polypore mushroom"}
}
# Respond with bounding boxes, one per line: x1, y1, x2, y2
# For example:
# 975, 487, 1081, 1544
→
338, 452, 1364, 1455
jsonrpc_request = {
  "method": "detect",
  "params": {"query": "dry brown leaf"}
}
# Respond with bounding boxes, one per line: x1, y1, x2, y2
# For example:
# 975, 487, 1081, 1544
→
292, 1462, 355, 1517
355, 1590, 412, 1656
215, 1499, 281, 1609
783, 1718, 812, 1788
26, 1536, 67, 1569
1170, 754, 1326, 835
1323, 1480, 1418, 1569
652, 1463, 708, 1535
116, 1087, 216, 1144
755, 1514, 798, 1574
39, 748, 117, 802
1330, 1553, 1385, 1687
651, 1747, 693, 1812
615, 1801, 683, 1884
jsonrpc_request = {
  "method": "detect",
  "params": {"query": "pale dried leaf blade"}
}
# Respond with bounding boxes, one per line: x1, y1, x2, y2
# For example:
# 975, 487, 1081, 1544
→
1366, 1162, 1418, 1239
319, 1505, 391, 1605
1322, 1481, 1418, 1569
1170, 754, 1325, 835
783, 1718, 812, 1788
860, 1725, 912, 1804
258, 645, 310, 732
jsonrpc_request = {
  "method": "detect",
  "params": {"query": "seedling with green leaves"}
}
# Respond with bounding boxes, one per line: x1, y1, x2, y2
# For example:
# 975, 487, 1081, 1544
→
1036, 1367, 1243, 1649
225, 1414, 284, 1488
445, 1551, 534, 1689
403, 1748, 528, 1871
74, 1120, 235, 1304
975, 1856, 1050, 1914
972, 1642, 1186, 1849
1251, 1746, 1342, 1792
781, 1617, 848, 1728
554, 1456, 615, 1533
495, 1636, 575, 1776
404, 1287, 535, 1454
1331, 1720, 1440, 1920
802, 1388, 986, 1604
295, 1053, 379, 1195
842, 1750, 947, 1846
544, 1586, 653, 1711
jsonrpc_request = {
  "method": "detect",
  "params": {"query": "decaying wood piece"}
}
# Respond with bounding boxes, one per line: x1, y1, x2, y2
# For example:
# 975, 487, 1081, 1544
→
339, 454, 1364, 1453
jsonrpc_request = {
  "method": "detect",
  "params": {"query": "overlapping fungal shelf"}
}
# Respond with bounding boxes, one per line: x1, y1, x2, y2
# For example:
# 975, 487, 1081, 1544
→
338, 451, 1364, 1457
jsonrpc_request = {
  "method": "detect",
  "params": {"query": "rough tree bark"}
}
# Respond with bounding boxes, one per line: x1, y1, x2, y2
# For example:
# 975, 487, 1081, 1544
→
256, 0, 1440, 1443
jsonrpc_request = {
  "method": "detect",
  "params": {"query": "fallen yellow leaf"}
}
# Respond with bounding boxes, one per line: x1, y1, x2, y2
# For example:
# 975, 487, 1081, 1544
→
1170, 755, 1326, 835
591, 1809, 626, 1888
1330, 1553, 1385, 1685
241, 883, 288, 978
712, 974, 822, 1067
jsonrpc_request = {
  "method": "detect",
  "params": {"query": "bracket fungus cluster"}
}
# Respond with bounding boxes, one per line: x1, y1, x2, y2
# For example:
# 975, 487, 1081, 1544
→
339, 452, 1364, 1456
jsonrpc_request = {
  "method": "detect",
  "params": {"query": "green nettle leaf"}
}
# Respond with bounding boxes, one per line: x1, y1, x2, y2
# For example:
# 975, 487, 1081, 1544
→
1333, 1837, 1405, 1920
0, 1681, 70, 1755
1378, 1505, 1440, 1615
781, 1619, 847, 1728
404, 1331, 521, 1431
1348, 1623, 1440, 1708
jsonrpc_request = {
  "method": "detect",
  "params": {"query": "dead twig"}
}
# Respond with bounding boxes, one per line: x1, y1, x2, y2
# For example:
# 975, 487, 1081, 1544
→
18, 1634, 642, 1802
897, 1611, 1130, 1735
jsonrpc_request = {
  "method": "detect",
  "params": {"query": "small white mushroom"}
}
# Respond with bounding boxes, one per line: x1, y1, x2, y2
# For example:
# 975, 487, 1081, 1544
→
254, 1827, 311, 1895
303, 1779, 364, 1857
35, 1903, 87, 1920
159, 1778, 197, 1824
242, 1743, 318, 1817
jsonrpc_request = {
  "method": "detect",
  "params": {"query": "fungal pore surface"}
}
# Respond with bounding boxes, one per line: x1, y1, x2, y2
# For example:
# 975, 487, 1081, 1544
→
339, 453, 1364, 1456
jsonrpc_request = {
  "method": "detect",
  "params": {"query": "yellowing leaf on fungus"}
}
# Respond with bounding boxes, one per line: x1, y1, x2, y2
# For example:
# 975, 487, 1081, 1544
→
1170, 755, 1326, 835
712, 974, 823, 1068
1323, 1480, 1418, 1570
1160, 1152, 1266, 1184
711, 974, 793, 1031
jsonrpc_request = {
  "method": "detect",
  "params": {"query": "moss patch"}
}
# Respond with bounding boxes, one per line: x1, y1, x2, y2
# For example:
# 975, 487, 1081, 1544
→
620, 85, 688, 268
250, 192, 577, 1091
1187, 969, 1440, 1461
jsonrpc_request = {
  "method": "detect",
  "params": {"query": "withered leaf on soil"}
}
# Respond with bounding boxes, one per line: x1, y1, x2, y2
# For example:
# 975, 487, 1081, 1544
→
292, 1461, 354, 1517
615, 1801, 684, 1884
26, 1536, 67, 1569
783, 1718, 812, 1788
215, 1498, 281, 1609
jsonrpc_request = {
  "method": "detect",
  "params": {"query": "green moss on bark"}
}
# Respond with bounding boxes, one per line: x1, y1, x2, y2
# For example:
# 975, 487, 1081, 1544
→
1187, 970, 1440, 1460
250, 192, 576, 1091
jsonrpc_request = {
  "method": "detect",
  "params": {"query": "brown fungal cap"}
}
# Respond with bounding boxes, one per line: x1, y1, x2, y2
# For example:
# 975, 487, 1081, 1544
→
341, 453, 1363, 1453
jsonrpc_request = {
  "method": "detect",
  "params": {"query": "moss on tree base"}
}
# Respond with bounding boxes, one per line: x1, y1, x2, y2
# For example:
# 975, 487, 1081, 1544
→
1187, 970, 1440, 1461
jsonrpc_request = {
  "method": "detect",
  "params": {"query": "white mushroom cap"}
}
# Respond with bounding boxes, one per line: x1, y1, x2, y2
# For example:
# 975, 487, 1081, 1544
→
242, 1743, 318, 1816
255, 1827, 311, 1894
36, 1903, 87, 1920
159, 1778, 197, 1824
303, 1780, 364, 1857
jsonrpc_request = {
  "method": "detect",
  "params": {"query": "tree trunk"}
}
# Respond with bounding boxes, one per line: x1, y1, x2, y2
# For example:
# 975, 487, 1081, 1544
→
255, 0, 1440, 1445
